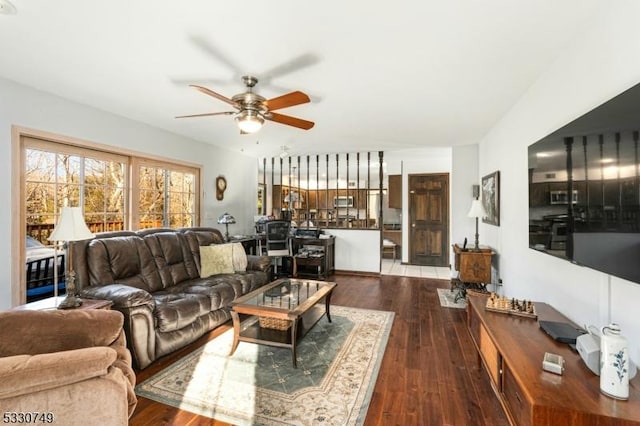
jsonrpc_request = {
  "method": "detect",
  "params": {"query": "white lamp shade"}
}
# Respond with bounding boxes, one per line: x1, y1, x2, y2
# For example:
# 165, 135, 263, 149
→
467, 199, 486, 219
235, 110, 264, 133
48, 207, 95, 242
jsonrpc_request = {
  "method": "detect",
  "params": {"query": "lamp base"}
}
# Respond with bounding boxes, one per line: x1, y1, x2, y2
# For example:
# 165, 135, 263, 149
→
56, 270, 83, 309
57, 294, 82, 309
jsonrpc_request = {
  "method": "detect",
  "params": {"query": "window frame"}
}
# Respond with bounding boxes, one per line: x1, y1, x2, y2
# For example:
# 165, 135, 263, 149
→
11, 126, 202, 306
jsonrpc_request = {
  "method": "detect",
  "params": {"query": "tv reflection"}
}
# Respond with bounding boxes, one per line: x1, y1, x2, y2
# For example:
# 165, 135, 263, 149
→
528, 81, 640, 284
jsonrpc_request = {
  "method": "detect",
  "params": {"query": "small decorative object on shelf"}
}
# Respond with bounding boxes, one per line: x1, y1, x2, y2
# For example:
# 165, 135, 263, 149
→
600, 323, 629, 400
485, 292, 537, 318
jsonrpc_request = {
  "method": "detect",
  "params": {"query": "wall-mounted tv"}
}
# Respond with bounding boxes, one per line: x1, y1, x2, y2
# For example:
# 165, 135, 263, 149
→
528, 82, 640, 284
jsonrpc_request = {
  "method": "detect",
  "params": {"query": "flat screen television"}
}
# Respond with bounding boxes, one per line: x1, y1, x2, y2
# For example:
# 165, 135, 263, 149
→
528, 82, 640, 284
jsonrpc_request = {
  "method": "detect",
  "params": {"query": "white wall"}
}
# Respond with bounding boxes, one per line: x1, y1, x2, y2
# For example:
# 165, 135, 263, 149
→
385, 148, 452, 263
451, 144, 480, 273
0, 77, 257, 309
324, 229, 380, 273
478, 1, 640, 365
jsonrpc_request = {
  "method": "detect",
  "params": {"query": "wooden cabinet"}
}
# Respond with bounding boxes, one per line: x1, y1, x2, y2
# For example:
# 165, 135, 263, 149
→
467, 294, 640, 426
291, 236, 335, 278
307, 189, 318, 210
453, 244, 493, 284
529, 182, 549, 207
388, 174, 402, 209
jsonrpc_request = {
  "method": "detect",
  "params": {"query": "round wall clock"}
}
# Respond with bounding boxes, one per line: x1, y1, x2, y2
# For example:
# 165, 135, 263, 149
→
216, 176, 227, 200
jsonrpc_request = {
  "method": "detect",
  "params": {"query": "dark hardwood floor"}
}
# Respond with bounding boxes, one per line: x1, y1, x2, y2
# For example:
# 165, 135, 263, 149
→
130, 274, 509, 425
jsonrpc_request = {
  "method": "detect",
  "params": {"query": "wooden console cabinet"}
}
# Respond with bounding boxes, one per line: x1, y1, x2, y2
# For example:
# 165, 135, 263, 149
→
467, 294, 640, 425
453, 244, 493, 284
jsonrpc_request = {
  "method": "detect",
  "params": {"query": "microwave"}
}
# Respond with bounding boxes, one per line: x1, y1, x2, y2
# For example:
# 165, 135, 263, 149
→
333, 196, 354, 208
550, 190, 578, 205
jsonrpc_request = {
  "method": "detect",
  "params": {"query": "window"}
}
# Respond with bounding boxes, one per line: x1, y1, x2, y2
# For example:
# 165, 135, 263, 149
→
133, 159, 198, 229
17, 131, 201, 304
24, 138, 128, 241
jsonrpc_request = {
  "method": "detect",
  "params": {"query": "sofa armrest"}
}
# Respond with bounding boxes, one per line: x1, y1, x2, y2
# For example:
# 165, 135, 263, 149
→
81, 284, 154, 309
247, 255, 272, 272
0, 310, 124, 357
0, 347, 117, 400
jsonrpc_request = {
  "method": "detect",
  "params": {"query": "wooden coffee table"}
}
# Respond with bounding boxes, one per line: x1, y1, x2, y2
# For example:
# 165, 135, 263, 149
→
229, 278, 337, 367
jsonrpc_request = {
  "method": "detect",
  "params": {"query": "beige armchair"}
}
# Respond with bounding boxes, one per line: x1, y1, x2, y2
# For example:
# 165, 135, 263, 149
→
0, 309, 137, 426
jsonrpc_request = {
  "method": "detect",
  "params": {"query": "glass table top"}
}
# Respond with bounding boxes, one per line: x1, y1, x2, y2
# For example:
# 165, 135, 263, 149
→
234, 278, 335, 313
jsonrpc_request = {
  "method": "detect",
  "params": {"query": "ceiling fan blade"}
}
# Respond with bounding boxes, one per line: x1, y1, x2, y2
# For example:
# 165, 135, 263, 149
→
267, 112, 315, 130
190, 85, 240, 108
268, 83, 323, 103
261, 53, 319, 81
266, 91, 311, 111
189, 35, 243, 76
175, 111, 234, 119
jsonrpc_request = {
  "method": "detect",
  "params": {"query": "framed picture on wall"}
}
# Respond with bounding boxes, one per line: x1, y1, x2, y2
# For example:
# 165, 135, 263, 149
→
257, 184, 266, 215
481, 171, 500, 226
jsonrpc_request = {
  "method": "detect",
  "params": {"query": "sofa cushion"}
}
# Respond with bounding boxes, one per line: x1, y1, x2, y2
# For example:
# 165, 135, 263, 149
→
177, 280, 237, 310
144, 232, 199, 287
199, 245, 234, 277
152, 293, 211, 333
230, 242, 248, 272
86, 236, 163, 292
181, 229, 225, 274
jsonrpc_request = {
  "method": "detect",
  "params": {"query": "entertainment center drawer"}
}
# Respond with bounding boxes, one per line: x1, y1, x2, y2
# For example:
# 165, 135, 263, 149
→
502, 363, 532, 426
479, 324, 500, 386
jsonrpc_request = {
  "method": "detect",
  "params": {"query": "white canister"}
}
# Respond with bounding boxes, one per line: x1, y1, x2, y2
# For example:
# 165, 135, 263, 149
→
600, 323, 629, 400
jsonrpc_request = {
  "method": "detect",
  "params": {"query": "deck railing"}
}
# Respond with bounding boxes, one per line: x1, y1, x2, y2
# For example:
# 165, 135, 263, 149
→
27, 220, 163, 243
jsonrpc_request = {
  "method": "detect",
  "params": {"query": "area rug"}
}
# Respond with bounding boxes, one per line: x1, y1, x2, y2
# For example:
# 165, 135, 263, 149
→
135, 306, 394, 426
437, 287, 467, 309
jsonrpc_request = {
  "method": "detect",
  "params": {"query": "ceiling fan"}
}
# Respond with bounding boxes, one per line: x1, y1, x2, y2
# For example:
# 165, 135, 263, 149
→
176, 75, 314, 134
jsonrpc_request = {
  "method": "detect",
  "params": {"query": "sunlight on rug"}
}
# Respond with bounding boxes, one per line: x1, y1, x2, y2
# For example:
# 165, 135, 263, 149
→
135, 306, 394, 426
437, 287, 467, 309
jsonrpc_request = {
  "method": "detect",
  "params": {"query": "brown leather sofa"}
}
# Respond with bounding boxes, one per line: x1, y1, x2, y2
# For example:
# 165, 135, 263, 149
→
0, 309, 136, 426
72, 227, 271, 369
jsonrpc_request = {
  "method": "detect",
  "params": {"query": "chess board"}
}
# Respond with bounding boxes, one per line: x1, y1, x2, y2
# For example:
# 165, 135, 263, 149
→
485, 293, 537, 319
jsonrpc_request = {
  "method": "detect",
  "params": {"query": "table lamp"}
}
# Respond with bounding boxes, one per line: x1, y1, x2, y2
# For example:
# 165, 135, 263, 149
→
48, 207, 95, 309
467, 199, 486, 251
218, 212, 236, 242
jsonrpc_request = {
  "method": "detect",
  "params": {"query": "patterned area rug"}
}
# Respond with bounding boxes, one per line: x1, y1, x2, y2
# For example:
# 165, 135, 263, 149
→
135, 306, 394, 426
437, 287, 467, 309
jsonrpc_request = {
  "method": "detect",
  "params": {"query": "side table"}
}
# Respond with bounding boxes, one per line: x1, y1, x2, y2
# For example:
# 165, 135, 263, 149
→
293, 254, 326, 280
451, 244, 494, 302
12, 296, 113, 311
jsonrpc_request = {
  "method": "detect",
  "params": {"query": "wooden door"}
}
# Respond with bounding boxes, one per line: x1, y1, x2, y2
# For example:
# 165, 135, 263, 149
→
409, 173, 449, 266
388, 174, 402, 208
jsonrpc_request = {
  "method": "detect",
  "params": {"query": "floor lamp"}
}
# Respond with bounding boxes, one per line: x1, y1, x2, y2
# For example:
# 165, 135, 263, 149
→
48, 207, 95, 309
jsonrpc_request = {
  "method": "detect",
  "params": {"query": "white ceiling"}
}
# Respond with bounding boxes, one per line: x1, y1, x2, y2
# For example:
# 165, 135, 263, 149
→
0, 0, 605, 158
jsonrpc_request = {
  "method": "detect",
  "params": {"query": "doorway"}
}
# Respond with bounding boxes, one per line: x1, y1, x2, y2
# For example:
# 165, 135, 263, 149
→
408, 173, 449, 266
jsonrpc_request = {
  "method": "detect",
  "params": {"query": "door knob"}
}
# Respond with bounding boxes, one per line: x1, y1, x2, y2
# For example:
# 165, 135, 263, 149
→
412, 223, 416, 228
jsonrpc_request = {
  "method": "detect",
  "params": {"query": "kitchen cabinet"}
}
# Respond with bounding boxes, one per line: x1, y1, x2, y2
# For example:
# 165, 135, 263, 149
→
529, 183, 549, 207
388, 174, 402, 209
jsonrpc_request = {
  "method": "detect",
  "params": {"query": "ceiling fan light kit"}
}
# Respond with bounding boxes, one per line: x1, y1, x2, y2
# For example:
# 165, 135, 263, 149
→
235, 109, 264, 133
177, 75, 313, 134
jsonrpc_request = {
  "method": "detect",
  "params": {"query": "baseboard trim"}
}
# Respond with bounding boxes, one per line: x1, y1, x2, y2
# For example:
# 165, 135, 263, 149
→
333, 269, 380, 277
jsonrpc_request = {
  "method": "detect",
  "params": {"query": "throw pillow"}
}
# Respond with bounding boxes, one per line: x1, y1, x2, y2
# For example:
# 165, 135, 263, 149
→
199, 244, 234, 278
231, 242, 248, 272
